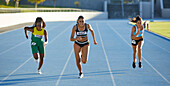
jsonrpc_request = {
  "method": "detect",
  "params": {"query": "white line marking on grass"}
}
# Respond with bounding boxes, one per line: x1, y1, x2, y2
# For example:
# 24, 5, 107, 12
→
0, 23, 74, 84
107, 23, 170, 84
56, 49, 73, 86
96, 23, 116, 86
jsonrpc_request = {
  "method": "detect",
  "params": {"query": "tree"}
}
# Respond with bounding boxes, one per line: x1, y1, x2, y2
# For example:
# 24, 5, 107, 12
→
4, 0, 19, 8
5, 0, 10, 5
28, 0, 45, 8
14, 0, 20, 8
49, 0, 58, 8
74, 1, 80, 8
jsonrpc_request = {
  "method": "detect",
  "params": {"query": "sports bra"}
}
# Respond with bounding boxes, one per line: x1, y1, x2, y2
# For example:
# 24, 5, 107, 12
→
75, 23, 88, 38
134, 24, 144, 37
32, 27, 44, 38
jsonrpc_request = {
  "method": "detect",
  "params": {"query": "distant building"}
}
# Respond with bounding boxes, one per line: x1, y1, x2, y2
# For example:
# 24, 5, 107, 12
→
19, 0, 170, 19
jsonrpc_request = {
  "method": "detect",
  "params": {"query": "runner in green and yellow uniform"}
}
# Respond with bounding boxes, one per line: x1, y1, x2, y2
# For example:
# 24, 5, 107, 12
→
24, 17, 48, 74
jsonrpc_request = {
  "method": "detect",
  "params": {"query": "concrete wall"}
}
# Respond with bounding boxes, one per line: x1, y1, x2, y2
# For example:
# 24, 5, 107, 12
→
163, 0, 170, 8
155, 0, 161, 11
140, 1, 152, 19
0, 12, 108, 28
162, 9, 170, 18
154, 0, 161, 17
107, 4, 139, 18
161, 0, 170, 18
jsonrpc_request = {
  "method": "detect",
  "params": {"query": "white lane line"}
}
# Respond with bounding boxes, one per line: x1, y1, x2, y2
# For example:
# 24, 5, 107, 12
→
48, 23, 74, 45
127, 23, 170, 53
0, 40, 29, 55
107, 23, 170, 84
144, 38, 170, 54
0, 22, 63, 35
122, 23, 170, 53
0, 23, 74, 84
143, 57, 170, 84
96, 23, 116, 86
0, 23, 65, 56
0, 28, 22, 35
0, 56, 33, 84
46, 23, 65, 32
56, 49, 73, 86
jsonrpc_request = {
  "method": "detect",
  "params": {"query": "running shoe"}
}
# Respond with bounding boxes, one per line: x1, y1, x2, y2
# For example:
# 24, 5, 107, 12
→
132, 62, 136, 68
78, 73, 84, 78
37, 70, 42, 74
34, 59, 38, 63
139, 62, 142, 68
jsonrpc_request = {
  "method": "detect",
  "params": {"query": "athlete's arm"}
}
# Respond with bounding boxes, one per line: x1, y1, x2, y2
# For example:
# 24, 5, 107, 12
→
70, 25, 81, 41
24, 27, 34, 39
128, 18, 133, 22
145, 21, 149, 31
44, 30, 48, 45
43, 22, 46, 28
131, 26, 140, 40
87, 24, 97, 45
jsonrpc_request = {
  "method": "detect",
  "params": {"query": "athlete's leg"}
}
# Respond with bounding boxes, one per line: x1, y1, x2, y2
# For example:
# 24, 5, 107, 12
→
37, 42, 45, 71
81, 44, 90, 64
33, 53, 38, 60
138, 41, 144, 63
132, 45, 137, 68
32, 44, 38, 60
74, 43, 82, 73
132, 45, 137, 63
38, 54, 44, 70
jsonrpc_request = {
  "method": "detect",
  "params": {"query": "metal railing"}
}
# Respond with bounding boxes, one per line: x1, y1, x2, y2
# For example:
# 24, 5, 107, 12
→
0, 8, 98, 13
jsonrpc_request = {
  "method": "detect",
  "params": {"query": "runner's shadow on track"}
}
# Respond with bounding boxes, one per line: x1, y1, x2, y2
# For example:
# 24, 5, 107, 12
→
0, 70, 127, 85
61, 70, 127, 79
58, 73, 80, 80
0, 73, 37, 78
0, 73, 78, 85
84, 69, 127, 77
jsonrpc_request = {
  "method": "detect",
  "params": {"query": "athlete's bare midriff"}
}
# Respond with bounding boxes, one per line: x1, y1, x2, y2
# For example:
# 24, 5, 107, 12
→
132, 36, 143, 40
77, 36, 88, 42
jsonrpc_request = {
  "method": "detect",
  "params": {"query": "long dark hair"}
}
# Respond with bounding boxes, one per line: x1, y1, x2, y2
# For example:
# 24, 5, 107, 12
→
33, 17, 46, 28
77, 15, 84, 23
130, 15, 142, 23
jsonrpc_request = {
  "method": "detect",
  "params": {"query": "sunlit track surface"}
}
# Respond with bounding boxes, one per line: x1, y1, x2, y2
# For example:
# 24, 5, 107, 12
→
0, 20, 169, 86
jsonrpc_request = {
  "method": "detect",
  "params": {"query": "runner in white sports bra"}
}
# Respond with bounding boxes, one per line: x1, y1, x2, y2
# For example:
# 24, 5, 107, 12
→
70, 16, 97, 78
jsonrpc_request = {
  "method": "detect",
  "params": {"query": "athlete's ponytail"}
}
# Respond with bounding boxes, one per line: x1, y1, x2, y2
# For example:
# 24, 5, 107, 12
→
130, 15, 142, 23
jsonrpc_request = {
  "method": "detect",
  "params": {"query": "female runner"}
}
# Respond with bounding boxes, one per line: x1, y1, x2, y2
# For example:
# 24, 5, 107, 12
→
130, 15, 149, 68
70, 16, 97, 78
24, 17, 48, 74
